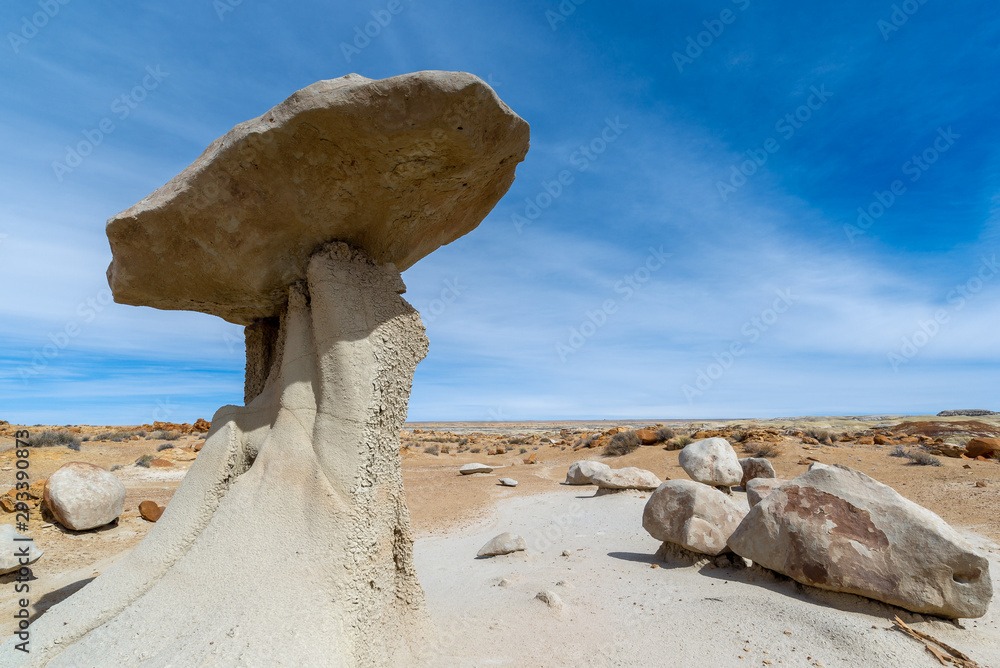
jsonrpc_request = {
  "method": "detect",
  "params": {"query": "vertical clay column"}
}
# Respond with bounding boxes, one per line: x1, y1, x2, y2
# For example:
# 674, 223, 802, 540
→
244, 315, 281, 404
306, 242, 430, 663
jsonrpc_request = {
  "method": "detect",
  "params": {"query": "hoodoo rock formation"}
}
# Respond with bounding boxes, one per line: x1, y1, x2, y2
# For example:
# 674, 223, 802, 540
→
5, 71, 528, 667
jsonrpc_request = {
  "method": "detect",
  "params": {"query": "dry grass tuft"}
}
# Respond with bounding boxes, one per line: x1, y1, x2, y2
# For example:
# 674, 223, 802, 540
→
603, 430, 640, 456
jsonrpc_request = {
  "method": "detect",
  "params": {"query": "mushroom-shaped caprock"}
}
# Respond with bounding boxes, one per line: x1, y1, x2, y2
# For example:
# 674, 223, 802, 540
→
6, 71, 529, 668
106, 70, 529, 325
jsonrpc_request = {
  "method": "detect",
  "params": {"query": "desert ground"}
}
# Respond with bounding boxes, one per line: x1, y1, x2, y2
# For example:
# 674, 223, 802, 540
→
0, 414, 998, 667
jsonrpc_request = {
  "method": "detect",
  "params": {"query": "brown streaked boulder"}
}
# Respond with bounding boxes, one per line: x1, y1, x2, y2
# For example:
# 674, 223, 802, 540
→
643, 480, 747, 556
728, 464, 992, 618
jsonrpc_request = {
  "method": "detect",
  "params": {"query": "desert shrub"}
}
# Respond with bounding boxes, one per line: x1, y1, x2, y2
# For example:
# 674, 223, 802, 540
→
905, 450, 942, 466
152, 430, 181, 441
459, 438, 469, 446
664, 434, 693, 451
67, 442, 81, 451
655, 427, 676, 442
519, 447, 528, 454
506, 435, 531, 445
423, 444, 440, 456
27, 430, 81, 448
470, 447, 481, 453
440, 445, 451, 454
135, 430, 148, 438
420, 434, 461, 443
135, 454, 155, 467
604, 430, 640, 456
81, 435, 91, 442
94, 429, 140, 442
889, 444, 909, 458
157, 443, 173, 452
803, 428, 833, 445
743, 441, 781, 458
110, 464, 122, 472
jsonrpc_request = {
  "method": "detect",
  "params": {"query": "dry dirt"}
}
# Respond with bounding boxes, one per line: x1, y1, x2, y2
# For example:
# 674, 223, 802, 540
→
0, 415, 998, 664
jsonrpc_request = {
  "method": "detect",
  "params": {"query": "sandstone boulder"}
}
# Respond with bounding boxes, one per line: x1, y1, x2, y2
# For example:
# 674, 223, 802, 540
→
590, 467, 661, 491
477, 532, 526, 557
139, 500, 164, 522
679, 438, 742, 487
565, 460, 611, 485
728, 464, 993, 618
635, 429, 658, 445
460, 463, 493, 475
965, 437, 1000, 459
43, 462, 126, 531
0, 524, 43, 574
739, 457, 776, 487
642, 480, 747, 556
745, 477, 789, 508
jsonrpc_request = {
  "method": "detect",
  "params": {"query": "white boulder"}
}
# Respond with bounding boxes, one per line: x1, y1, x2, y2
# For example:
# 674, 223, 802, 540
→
460, 463, 494, 475
679, 438, 742, 487
0, 525, 43, 574
477, 532, 526, 557
565, 460, 611, 485
43, 462, 126, 531
590, 467, 661, 491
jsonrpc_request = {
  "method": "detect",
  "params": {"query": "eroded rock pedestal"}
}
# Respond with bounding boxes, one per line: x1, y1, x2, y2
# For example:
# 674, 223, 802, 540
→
12, 245, 429, 666
2, 70, 528, 667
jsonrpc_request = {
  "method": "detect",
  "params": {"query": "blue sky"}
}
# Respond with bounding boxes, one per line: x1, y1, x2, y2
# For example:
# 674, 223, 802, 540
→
2, 0, 999, 425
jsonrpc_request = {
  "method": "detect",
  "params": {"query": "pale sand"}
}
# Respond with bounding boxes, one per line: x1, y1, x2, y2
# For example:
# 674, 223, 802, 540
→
413, 489, 1000, 668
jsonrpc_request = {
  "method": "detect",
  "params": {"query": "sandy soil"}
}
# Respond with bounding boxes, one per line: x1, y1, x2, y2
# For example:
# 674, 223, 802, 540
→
0, 416, 998, 666
413, 491, 1000, 667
